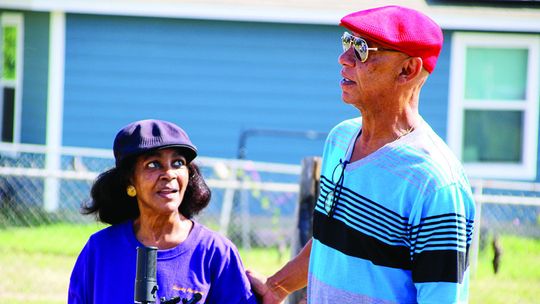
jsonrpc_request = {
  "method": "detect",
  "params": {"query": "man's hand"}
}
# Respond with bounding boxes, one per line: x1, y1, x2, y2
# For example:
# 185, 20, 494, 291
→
246, 240, 311, 304
246, 269, 288, 304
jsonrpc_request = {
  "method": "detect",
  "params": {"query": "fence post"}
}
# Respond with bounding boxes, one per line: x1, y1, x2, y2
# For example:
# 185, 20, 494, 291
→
288, 156, 321, 304
219, 161, 239, 236
470, 181, 484, 278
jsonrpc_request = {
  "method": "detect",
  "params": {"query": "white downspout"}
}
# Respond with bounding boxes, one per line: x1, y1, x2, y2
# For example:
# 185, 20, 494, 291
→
44, 11, 65, 212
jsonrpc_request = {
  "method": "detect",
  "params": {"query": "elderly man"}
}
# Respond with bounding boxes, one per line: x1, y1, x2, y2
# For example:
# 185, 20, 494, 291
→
247, 5, 476, 304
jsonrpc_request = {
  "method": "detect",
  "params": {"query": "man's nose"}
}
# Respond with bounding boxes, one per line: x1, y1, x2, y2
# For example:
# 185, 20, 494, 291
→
338, 47, 356, 66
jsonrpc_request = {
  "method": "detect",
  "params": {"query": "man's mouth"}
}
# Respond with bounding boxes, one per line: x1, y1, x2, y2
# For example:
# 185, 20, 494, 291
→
341, 77, 356, 85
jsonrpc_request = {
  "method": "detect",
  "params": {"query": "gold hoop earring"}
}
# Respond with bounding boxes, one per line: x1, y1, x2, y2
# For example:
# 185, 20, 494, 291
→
126, 185, 137, 197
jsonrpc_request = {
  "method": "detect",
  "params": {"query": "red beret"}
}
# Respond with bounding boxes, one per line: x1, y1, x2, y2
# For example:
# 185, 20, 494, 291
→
340, 5, 443, 73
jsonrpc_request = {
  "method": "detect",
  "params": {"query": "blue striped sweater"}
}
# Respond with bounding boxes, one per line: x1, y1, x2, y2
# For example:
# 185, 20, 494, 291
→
308, 117, 475, 304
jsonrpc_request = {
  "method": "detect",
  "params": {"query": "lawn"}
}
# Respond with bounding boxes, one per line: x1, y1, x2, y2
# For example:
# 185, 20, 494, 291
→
0, 224, 538, 303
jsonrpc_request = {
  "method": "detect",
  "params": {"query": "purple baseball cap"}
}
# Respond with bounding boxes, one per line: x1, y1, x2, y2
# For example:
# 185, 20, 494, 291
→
113, 119, 197, 167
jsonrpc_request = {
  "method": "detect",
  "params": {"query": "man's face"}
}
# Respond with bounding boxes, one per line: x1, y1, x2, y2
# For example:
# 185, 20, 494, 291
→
338, 32, 407, 109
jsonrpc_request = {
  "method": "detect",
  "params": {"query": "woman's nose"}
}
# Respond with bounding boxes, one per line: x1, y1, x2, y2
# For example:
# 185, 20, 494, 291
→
160, 167, 177, 180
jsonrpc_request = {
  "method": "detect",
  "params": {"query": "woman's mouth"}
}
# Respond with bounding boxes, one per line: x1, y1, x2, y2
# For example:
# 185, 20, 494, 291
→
157, 188, 179, 198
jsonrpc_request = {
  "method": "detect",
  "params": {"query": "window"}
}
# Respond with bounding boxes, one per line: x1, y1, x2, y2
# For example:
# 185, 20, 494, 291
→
448, 32, 540, 180
1, 13, 23, 143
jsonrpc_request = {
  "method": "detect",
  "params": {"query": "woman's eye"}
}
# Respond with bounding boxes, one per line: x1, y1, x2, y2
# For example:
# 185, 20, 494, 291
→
147, 161, 160, 169
173, 159, 186, 167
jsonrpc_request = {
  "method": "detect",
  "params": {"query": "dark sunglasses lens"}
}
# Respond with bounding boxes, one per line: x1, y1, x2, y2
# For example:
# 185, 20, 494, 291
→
341, 33, 351, 52
353, 38, 368, 62
342, 33, 368, 62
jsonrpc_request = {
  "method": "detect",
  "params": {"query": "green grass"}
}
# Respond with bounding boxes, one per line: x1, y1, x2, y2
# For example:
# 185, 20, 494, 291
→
469, 235, 540, 304
0, 222, 106, 255
0, 223, 105, 303
0, 224, 538, 303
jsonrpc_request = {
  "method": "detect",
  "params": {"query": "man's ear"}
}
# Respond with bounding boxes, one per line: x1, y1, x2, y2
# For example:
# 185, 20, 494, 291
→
398, 57, 423, 83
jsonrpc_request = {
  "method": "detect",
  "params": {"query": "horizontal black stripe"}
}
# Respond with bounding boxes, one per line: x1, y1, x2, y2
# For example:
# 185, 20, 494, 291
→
412, 217, 469, 228
412, 243, 467, 254
411, 223, 468, 238
313, 210, 412, 270
319, 178, 410, 231
327, 205, 411, 246
414, 228, 468, 242
320, 175, 408, 222
315, 196, 410, 243
412, 248, 470, 283
418, 212, 474, 224
337, 191, 410, 232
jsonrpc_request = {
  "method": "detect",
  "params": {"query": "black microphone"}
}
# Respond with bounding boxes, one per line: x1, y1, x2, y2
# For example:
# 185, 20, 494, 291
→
134, 246, 159, 303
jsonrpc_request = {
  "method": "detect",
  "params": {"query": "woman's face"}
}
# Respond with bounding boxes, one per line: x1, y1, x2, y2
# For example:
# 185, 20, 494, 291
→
131, 148, 189, 216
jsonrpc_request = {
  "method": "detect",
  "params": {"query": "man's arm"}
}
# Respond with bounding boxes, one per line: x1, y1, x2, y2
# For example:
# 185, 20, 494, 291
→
247, 239, 312, 304
411, 184, 476, 303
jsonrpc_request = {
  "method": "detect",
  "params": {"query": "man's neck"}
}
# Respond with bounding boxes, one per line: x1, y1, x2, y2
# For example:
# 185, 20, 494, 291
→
350, 110, 420, 162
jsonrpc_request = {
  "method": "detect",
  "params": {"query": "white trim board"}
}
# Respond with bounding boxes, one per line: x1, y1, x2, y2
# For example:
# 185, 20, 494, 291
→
1, 0, 540, 31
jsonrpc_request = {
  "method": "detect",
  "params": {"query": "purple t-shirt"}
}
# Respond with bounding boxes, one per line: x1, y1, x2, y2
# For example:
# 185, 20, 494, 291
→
68, 220, 256, 303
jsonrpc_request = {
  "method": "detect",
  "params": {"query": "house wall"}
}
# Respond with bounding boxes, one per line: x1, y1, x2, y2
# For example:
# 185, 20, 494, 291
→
62, 13, 452, 164
12, 11, 540, 181
419, 31, 452, 140
62, 14, 346, 164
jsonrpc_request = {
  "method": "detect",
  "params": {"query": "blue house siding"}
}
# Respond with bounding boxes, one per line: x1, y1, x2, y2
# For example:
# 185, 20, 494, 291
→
419, 31, 452, 140
62, 14, 357, 164
33, 12, 448, 166
21, 11, 49, 144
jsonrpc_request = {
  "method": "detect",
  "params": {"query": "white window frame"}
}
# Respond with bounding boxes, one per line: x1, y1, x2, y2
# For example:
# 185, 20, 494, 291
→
0, 12, 24, 144
447, 32, 540, 180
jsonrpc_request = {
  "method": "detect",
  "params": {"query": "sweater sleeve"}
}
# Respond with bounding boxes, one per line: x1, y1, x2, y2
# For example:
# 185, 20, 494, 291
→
205, 242, 257, 304
409, 183, 475, 304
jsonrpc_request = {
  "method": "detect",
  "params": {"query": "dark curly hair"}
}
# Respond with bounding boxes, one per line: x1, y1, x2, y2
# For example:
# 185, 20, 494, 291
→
82, 157, 211, 225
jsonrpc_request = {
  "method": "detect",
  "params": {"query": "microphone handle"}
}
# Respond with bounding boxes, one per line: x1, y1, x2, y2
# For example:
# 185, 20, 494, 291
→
134, 246, 159, 303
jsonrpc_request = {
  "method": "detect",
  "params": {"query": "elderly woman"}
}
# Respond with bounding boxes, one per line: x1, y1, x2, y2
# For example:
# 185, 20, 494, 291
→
68, 119, 256, 303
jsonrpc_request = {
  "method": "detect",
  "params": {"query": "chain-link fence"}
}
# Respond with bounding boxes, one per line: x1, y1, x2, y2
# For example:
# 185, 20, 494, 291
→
0, 143, 302, 302
471, 180, 540, 237
0, 143, 301, 248
1, 143, 539, 303
469, 180, 540, 272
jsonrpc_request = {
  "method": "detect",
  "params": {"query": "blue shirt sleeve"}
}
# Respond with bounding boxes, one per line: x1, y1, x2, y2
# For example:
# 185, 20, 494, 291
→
409, 183, 475, 303
205, 243, 257, 304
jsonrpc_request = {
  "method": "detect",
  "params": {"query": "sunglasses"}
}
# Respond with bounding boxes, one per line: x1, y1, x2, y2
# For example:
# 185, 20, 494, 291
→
341, 32, 394, 62
323, 158, 349, 218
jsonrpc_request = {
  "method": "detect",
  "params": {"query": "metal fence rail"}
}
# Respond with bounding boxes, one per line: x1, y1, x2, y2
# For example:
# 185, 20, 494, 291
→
1, 143, 540, 247
0, 143, 301, 249
1, 143, 539, 302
